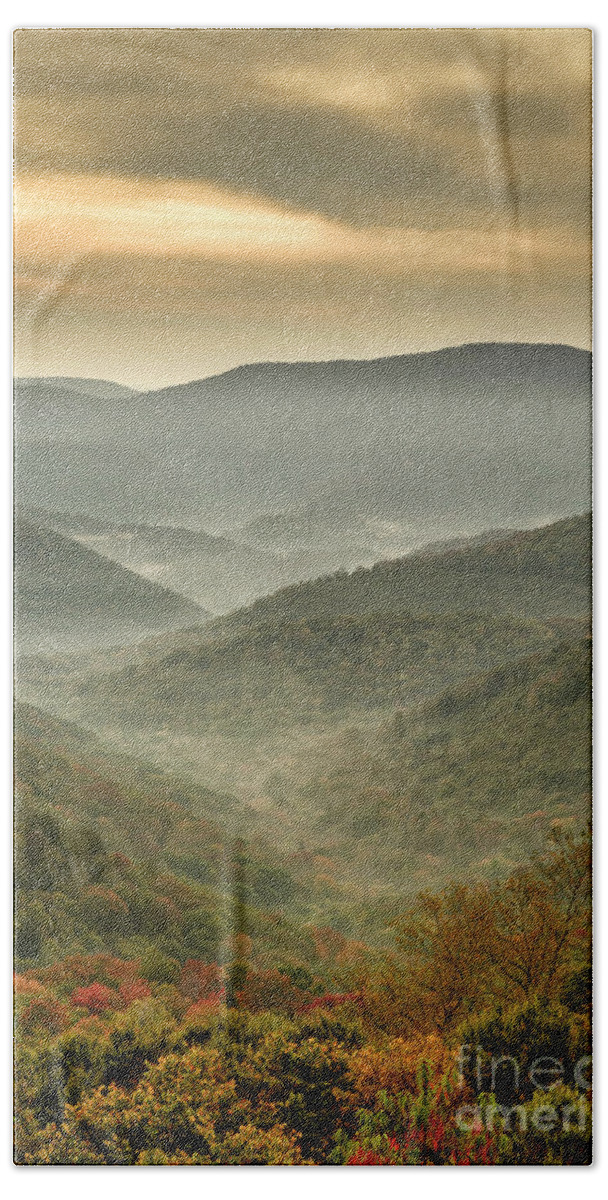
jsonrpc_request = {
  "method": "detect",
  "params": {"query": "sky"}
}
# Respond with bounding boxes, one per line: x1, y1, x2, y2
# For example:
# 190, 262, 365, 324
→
14, 28, 592, 388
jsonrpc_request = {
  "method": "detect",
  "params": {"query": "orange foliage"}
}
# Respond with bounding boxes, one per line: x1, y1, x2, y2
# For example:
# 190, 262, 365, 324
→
71, 983, 119, 1014
349, 1035, 453, 1107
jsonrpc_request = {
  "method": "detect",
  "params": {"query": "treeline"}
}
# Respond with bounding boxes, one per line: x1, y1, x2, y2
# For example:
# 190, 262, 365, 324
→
215, 514, 591, 633
15, 830, 591, 1165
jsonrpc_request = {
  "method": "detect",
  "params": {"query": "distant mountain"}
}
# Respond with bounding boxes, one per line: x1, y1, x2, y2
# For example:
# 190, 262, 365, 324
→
14, 377, 138, 446
14, 343, 591, 533
219, 514, 591, 633
14, 515, 208, 653
17, 376, 137, 402
20, 510, 304, 615
25, 507, 416, 615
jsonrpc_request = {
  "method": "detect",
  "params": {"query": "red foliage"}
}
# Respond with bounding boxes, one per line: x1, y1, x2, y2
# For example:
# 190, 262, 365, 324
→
118, 980, 151, 1008
39, 953, 141, 993
184, 995, 224, 1020
71, 983, 119, 1014
347, 1118, 499, 1165
179, 959, 223, 1004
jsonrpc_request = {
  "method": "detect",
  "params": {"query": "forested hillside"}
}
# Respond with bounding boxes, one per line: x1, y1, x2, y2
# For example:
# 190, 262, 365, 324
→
14, 703, 319, 971
218, 514, 591, 633
288, 637, 591, 890
63, 611, 559, 739
14, 515, 207, 652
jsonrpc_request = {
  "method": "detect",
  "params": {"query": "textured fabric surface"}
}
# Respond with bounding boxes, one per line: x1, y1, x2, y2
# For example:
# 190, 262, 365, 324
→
13, 28, 592, 1166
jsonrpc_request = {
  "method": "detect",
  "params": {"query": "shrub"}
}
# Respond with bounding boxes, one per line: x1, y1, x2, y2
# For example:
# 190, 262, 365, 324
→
337, 1064, 500, 1165
71, 984, 119, 1015
458, 996, 591, 1104
486, 1084, 592, 1165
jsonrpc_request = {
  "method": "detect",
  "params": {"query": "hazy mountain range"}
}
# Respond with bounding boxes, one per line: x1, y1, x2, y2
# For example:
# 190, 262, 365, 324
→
18, 512, 590, 867
14, 514, 207, 653
15, 342, 591, 628
14, 340, 592, 927
15, 342, 590, 529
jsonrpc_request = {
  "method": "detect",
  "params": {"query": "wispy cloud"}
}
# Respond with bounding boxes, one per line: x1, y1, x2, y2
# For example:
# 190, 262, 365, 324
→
15, 171, 588, 282
13, 29, 592, 382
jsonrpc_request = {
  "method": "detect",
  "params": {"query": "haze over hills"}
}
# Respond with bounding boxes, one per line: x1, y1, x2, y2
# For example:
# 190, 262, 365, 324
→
61, 610, 560, 740
14, 515, 208, 653
15, 513, 591, 912
17, 513, 590, 820
13, 346, 592, 926
20, 510, 310, 616
26, 507, 425, 615
285, 635, 591, 891
14, 702, 327, 964
14, 700, 247, 854
218, 514, 592, 634
14, 636, 591, 942
15, 343, 591, 537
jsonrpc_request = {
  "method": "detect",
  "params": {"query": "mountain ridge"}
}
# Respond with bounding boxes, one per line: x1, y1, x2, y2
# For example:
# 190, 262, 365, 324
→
15, 340, 590, 398
15, 342, 591, 531
14, 515, 209, 653
212, 513, 592, 634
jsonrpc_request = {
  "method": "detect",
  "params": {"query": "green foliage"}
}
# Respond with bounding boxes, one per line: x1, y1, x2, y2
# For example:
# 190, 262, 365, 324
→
294, 637, 590, 889
59, 1018, 109, 1104
67, 610, 560, 738
14, 710, 314, 970
139, 949, 180, 985
458, 997, 591, 1104
484, 1085, 591, 1165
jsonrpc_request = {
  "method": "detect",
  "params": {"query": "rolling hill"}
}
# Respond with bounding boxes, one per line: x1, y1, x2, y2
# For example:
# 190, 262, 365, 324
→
21, 512, 304, 616
14, 702, 322, 968
217, 514, 591, 633
14, 515, 208, 652
285, 636, 591, 891
13, 503, 592, 944
14, 701, 246, 842
15, 513, 589, 803
14, 343, 591, 534
54, 610, 560, 742
26, 507, 435, 616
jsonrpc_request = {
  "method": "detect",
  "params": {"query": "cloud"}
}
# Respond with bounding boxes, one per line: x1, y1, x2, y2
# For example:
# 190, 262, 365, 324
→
12, 29, 592, 382
14, 29, 591, 229
15, 170, 589, 289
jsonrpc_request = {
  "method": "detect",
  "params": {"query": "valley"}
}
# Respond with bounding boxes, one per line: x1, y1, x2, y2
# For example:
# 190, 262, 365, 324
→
16, 503, 591, 942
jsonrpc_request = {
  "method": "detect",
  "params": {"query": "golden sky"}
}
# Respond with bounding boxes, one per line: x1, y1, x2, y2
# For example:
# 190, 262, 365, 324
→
14, 28, 592, 387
